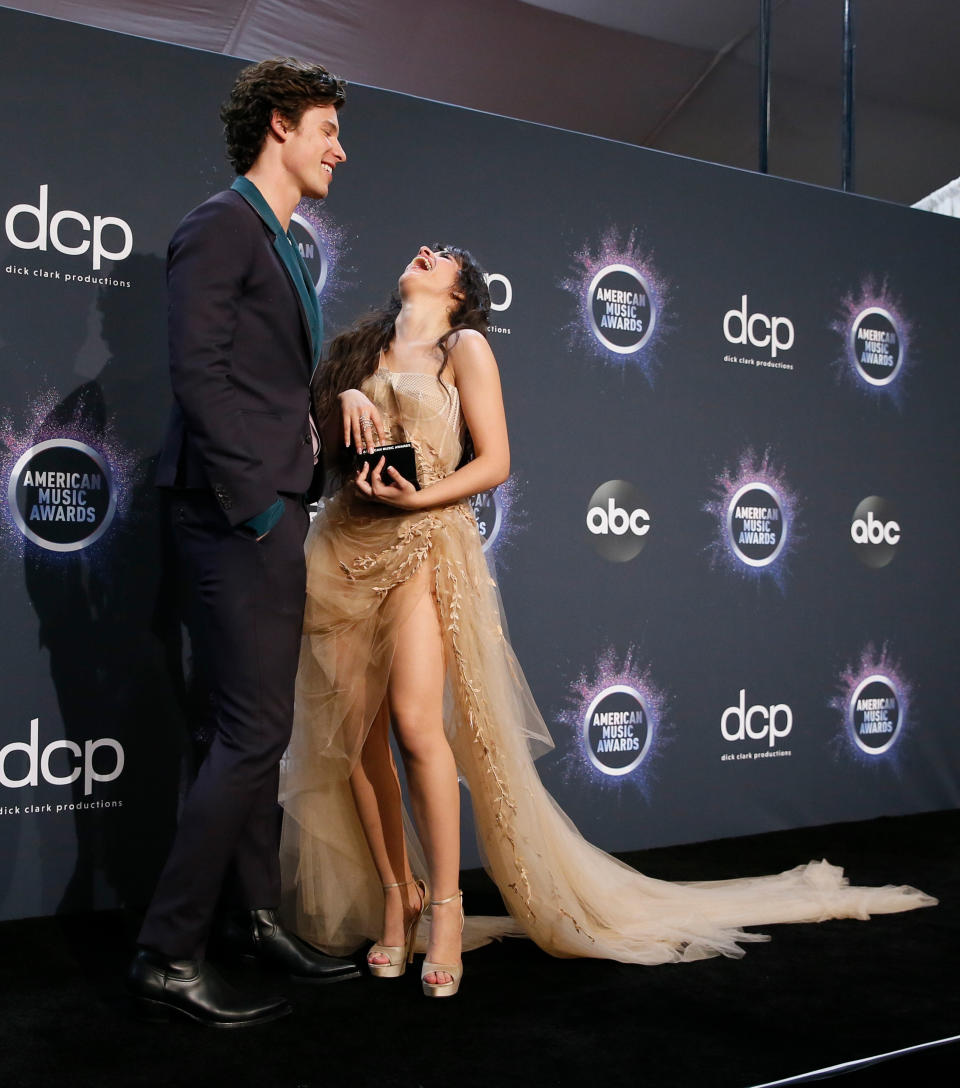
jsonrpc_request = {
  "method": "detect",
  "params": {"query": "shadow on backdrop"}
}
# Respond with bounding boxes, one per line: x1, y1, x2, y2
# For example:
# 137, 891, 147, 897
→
20, 254, 188, 922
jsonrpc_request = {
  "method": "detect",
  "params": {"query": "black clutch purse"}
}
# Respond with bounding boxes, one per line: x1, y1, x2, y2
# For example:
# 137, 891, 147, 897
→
356, 442, 421, 490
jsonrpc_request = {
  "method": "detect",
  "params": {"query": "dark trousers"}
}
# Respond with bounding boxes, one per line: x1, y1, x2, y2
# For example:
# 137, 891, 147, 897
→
139, 491, 308, 959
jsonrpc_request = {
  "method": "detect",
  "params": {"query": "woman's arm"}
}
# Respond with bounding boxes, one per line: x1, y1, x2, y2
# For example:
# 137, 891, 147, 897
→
356, 330, 509, 510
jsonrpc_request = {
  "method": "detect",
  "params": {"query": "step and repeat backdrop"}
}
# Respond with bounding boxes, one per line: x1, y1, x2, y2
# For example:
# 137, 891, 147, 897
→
1, 7, 958, 921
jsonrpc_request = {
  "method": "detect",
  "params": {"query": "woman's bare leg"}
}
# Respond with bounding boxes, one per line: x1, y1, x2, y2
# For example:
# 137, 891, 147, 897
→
349, 702, 421, 963
388, 580, 461, 986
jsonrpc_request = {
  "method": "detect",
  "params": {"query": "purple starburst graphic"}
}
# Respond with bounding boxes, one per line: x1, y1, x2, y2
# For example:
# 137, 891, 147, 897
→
556, 646, 671, 795
292, 198, 351, 306
703, 447, 802, 591
0, 388, 137, 562
831, 280, 913, 405
829, 643, 912, 768
559, 228, 672, 383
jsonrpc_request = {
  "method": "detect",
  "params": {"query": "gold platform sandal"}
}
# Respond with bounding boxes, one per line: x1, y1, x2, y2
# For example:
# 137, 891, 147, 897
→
421, 890, 463, 998
367, 878, 426, 979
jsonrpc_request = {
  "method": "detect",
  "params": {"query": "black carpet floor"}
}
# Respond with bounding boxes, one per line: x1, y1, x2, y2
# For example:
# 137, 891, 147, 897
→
1, 809, 957, 1088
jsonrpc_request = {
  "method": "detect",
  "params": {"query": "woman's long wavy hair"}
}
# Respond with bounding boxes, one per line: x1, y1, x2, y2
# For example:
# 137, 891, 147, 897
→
313, 245, 491, 475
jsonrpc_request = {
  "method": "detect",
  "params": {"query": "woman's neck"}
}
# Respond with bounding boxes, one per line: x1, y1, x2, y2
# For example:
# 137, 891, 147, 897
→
393, 298, 451, 351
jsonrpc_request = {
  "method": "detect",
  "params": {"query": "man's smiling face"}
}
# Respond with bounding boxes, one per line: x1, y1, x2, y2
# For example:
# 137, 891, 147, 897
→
280, 103, 346, 200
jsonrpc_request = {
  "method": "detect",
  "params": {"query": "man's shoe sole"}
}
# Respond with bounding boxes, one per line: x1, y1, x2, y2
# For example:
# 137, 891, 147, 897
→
235, 950, 363, 984
288, 964, 362, 985
131, 995, 293, 1028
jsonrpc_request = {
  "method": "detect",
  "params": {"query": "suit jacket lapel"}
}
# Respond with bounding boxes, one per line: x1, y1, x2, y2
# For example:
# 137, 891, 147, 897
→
290, 240, 324, 376
271, 232, 323, 374
231, 177, 323, 374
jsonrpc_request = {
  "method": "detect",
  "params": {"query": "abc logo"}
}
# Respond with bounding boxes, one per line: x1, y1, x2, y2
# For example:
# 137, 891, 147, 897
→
721, 689, 793, 748
5, 184, 132, 271
723, 294, 795, 357
586, 480, 651, 562
850, 496, 900, 568
849, 675, 901, 754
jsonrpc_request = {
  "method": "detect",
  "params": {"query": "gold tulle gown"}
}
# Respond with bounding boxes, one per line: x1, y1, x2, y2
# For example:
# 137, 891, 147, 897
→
279, 364, 935, 964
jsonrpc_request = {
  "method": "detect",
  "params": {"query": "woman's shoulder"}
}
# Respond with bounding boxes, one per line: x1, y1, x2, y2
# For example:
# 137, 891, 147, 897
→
447, 328, 488, 350
447, 329, 498, 375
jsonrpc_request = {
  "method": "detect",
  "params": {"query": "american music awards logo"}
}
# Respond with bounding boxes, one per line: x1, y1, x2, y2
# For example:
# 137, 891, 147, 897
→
290, 197, 349, 303
831, 281, 913, 402
560, 228, 672, 382
1, 391, 133, 558
703, 448, 801, 589
829, 644, 911, 764
469, 475, 524, 559
557, 647, 670, 794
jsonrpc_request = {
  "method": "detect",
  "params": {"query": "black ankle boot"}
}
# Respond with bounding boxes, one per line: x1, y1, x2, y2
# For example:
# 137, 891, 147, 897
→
223, 909, 361, 984
127, 948, 291, 1027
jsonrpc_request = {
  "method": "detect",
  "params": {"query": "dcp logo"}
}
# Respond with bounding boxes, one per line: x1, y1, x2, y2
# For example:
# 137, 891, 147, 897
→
588, 264, 655, 354
851, 308, 901, 386
1, 719, 124, 796
850, 496, 900, 568
5, 184, 133, 270
583, 685, 651, 776
727, 482, 785, 567
723, 295, 795, 357
586, 480, 651, 562
7, 439, 117, 552
849, 675, 901, 754
721, 689, 793, 748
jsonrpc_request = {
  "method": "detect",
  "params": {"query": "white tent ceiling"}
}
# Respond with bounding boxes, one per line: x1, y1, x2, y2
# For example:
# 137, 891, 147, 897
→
4, 0, 958, 203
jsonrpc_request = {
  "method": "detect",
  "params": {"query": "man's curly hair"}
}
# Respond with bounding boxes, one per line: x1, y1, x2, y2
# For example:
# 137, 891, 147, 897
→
221, 57, 346, 174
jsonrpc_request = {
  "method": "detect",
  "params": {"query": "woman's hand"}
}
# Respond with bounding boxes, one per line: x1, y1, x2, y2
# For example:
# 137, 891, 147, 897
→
354, 458, 424, 510
338, 389, 386, 454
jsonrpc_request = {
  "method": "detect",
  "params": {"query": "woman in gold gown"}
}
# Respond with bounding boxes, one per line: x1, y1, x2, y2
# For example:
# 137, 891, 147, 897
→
279, 245, 934, 998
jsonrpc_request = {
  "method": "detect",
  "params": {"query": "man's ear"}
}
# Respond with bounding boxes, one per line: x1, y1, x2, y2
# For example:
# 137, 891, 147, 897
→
269, 109, 291, 141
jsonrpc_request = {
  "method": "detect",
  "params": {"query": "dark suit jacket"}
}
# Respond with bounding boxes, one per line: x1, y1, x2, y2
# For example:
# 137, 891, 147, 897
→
156, 189, 319, 527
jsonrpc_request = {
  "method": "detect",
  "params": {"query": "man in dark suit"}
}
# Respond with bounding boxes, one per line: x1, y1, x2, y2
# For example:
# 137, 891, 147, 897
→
129, 58, 362, 1027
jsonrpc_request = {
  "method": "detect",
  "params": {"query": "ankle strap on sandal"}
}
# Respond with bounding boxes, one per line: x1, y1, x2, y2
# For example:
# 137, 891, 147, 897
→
382, 880, 414, 889
429, 890, 462, 906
